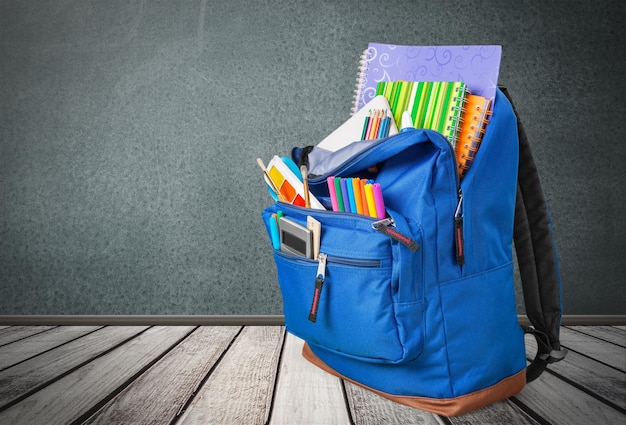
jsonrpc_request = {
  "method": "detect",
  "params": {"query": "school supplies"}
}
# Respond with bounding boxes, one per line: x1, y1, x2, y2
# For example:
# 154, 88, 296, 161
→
262, 88, 565, 416
261, 156, 325, 210
376, 81, 467, 145
353, 43, 502, 113
325, 176, 386, 219
300, 165, 311, 208
456, 94, 492, 178
361, 109, 392, 140
279, 216, 313, 258
318, 95, 398, 152
307, 216, 321, 259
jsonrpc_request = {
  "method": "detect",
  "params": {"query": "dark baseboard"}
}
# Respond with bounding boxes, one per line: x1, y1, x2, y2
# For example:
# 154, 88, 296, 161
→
0, 314, 625, 326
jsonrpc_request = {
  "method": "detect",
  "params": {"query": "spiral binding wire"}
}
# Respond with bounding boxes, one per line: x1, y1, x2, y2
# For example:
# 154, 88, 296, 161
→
351, 49, 370, 115
455, 95, 492, 178
446, 86, 469, 146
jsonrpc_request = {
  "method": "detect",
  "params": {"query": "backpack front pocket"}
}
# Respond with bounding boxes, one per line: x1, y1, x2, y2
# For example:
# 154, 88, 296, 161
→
263, 204, 424, 364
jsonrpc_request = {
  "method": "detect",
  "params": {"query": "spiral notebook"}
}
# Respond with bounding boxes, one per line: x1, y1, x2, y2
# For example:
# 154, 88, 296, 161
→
455, 94, 492, 178
353, 43, 502, 114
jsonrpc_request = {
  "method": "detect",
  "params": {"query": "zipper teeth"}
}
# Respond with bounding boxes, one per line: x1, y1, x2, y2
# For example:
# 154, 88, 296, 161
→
309, 138, 392, 182
326, 255, 380, 268
275, 201, 379, 223
275, 250, 381, 268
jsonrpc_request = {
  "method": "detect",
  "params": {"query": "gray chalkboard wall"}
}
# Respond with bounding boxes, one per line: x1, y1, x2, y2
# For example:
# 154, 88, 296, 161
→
1, 0, 624, 315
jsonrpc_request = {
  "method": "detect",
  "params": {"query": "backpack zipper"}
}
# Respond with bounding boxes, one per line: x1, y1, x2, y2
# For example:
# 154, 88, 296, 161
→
439, 131, 465, 266
308, 253, 327, 323
454, 190, 465, 265
372, 218, 420, 252
307, 252, 382, 323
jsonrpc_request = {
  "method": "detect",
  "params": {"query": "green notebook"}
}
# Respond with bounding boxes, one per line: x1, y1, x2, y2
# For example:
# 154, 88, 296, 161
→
376, 81, 467, 146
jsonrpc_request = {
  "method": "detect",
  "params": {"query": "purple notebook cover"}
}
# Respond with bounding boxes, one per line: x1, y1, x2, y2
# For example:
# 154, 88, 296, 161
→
353, 44, 502, 113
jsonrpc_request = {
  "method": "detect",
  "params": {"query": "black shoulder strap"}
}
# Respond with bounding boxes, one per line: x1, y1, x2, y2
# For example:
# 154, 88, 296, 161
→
501, 87, 567, 382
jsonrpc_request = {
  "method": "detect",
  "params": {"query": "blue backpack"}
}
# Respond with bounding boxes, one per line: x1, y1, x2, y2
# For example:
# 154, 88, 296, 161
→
262, 88, 566, 416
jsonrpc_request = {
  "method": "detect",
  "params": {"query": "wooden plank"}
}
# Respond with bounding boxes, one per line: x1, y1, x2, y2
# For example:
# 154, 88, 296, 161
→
343, 381, 443, 425
615, 326, 626, 331
513, 368, 625, 425
177, 326, 285, 425
0, 326, 148, 409
559, 327, 626, 372
84, 326, 241, 425
344, 372, 538, 424
567, 326, 626, 347
449, 401, 540, 425
0, 326, 102, 371
0, 326, 193, 425
0, 326, 56, 346
525, 334, 625, 410
268, 334, 351, 425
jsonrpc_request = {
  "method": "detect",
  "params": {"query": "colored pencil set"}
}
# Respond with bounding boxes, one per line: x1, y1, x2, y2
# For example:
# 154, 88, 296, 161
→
361, 109, 392, 140
326, 176, 386, 219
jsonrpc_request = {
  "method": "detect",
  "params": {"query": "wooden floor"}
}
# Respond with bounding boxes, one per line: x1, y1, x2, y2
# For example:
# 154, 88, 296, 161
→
0, 325, 623, 425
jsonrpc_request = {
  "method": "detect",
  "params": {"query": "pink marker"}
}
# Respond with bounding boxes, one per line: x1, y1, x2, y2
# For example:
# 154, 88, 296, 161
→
373, 183, 386, 219
327, 176, 339, 211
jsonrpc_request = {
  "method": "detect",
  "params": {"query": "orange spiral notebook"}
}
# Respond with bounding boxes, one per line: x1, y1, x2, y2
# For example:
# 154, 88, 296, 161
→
455, 94, 492, 179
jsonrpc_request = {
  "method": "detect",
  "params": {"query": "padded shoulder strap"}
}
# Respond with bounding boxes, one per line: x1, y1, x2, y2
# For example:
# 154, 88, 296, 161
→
500, 87, 567, 382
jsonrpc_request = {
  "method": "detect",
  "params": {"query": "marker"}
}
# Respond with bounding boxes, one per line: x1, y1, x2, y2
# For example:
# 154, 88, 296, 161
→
327, 176, 339, 211
269, 213, 280, 250
340, 178, 351, 213
372, 183, 386, 219
360, 179, 369, 216
334, 177, 345, 212
352, 178, 364, 215
364, 184, 377, 218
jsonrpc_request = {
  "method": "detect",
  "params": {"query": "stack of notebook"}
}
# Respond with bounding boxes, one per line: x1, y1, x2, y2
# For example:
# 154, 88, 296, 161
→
352, 43, 501, 178
375, 81, 467, 146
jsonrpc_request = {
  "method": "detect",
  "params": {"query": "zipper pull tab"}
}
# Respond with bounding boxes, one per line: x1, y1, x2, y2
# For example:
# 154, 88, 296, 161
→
308, 253, 327, 323
372, 218, 420, 252
454, 191, 465, 265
